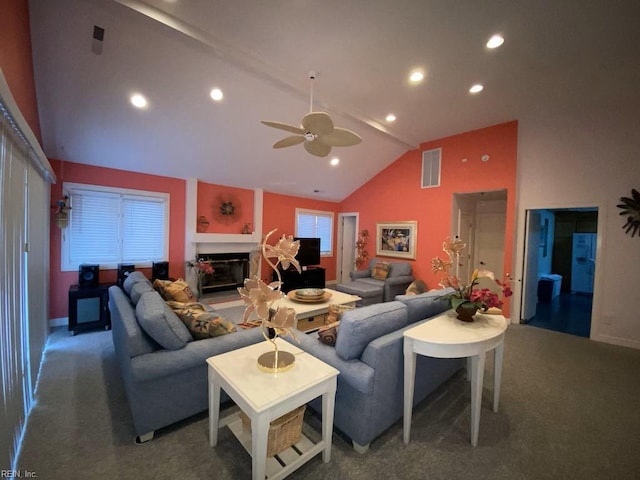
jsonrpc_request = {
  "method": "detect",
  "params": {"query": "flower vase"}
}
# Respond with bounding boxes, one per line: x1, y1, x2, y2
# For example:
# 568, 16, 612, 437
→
455, 304, 478, 322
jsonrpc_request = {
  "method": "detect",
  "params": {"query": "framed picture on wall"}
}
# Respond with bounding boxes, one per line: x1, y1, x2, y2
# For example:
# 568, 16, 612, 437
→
376, 221, 417, 259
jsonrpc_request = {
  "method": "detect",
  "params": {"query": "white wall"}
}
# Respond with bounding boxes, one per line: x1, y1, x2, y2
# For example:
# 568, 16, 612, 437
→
514, 100, 640, 349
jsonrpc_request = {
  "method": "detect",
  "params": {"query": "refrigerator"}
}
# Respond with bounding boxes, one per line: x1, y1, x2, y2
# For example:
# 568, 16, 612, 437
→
571, 233, 596, 294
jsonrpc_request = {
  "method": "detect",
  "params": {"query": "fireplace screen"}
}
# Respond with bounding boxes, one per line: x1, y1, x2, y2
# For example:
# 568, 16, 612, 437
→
197, 253, 250, 293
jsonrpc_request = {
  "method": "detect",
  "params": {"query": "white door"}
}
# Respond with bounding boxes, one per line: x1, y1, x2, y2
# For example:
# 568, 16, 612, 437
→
338, 214, 357, 284
473, 212, 505, 291
456, 210, 473, 283
521, 210, 541, 322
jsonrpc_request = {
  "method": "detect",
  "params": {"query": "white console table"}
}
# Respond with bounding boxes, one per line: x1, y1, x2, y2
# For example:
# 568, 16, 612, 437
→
403, 310, 508, 447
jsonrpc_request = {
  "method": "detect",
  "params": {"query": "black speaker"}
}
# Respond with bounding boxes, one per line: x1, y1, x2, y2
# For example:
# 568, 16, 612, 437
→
78, 264, 100, 288
152, 261, 169, 280
117, 263, 135, 287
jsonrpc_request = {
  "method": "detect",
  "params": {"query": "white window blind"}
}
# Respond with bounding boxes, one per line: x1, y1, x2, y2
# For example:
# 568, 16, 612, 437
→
296, 209, 333, 255
62, 183, 169, 270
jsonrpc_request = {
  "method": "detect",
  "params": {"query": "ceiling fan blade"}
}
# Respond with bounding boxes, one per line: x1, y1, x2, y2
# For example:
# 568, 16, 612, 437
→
302, 112, 334, 136
273, 136, 305, 148
261, 120, 305, 135
320, 128, 363, 147
304, 139, 332, 157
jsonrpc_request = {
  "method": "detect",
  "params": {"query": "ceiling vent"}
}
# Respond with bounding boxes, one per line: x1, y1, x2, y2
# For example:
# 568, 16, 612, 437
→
421, 148, 441, 188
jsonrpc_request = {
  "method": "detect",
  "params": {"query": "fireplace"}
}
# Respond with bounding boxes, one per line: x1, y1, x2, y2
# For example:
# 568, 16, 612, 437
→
197, 252, 250, 293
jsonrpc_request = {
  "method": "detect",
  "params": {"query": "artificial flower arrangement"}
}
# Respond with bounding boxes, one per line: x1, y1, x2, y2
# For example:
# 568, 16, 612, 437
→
237, 229, 301, 369
186, 259, 215, 297
355, 229, 370, 267
431, 237, 512, 320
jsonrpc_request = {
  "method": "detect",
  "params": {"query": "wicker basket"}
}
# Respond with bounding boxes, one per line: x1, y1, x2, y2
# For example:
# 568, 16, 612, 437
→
240, 405, 306, 457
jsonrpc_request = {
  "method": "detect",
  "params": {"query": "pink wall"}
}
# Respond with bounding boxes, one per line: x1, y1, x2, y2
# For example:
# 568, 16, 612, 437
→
0, 0, 41, 140
49, 159, 186, 319
263, 192, 339, 283
340, 121, 518, 314
197, 181, 254, 234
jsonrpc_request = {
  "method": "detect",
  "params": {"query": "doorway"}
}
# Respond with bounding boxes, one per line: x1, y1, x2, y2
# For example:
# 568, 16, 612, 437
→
336, 213, 358, 284
520, 208, 597, 338
453, 190, 507, 288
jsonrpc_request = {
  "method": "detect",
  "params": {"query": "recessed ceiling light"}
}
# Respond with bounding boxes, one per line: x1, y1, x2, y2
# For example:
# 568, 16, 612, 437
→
130, 93, 147, 109
469, 84, 484, 94
210, 88, 223, 101
385, 113, 396, 123
409, 70, 425, 84
486, 34, 504, 49
330, 157, 340, 166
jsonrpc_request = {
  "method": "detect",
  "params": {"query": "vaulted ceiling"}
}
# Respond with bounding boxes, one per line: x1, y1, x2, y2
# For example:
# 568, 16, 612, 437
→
29, 0, 640, 201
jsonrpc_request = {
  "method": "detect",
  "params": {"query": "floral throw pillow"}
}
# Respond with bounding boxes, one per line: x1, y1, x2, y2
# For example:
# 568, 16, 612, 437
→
156, 278, 196, 303
167, 302, 236, 339
371, 261, 390, 280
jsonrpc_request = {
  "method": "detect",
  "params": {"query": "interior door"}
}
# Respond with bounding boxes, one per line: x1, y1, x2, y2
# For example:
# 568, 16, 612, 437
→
338, 214, 357, 284
473, 212, 505, 291
456, 210, 473, 283
521, 210, 541, 322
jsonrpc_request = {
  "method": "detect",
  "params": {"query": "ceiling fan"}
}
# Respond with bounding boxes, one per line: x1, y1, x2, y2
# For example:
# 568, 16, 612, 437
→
261, 73, 362, 157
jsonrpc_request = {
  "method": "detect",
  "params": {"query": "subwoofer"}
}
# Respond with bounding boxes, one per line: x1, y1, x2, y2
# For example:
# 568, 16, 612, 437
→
78, 264, 100, 288
117, 263, 135, 287
152, 261, 169, 280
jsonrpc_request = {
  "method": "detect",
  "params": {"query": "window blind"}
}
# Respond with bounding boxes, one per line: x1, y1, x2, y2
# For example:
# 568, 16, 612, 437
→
62, 184, 169, 270
296, 209, 333, 255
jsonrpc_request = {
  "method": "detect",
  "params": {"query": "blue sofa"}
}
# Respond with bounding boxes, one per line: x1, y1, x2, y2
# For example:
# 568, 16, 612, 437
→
284, 288, 464, 453
109, 272, 264, 442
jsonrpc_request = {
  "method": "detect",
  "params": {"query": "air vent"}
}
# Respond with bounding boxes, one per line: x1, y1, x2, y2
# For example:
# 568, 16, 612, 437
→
92, 25, 105, 55
421, 148, 441, 188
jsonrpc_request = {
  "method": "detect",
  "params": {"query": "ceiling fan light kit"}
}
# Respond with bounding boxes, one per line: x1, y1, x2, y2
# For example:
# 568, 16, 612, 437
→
261, 73, 362, 157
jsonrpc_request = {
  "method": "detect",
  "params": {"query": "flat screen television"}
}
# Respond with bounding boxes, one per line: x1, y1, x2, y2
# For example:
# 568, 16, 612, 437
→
294, 237, 321, 267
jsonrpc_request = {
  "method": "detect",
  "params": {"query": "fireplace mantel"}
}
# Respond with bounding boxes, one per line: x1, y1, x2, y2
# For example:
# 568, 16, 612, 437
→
192, 233, 260, 244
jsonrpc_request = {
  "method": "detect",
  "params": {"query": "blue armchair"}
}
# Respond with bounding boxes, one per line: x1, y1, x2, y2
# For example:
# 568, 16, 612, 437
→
337, 258, 415, 305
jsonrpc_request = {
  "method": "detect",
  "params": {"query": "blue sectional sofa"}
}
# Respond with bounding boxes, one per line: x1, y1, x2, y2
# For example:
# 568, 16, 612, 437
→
285, 288, 464, 452
109, 272, 263, 442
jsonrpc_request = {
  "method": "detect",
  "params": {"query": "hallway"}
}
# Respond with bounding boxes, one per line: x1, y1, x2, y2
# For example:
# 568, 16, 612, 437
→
526, 293, 592, 338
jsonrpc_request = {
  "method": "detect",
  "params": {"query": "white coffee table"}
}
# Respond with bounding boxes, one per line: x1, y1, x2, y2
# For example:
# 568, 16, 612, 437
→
273, 288, 360, 332
403, 310, 508, 447
208, 338, 339, 480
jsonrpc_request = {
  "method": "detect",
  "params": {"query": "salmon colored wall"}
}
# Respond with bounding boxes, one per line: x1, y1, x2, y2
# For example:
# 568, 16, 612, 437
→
0, 0, 41, 140
49, 159, 186, 319
340, 121, 518, 314
197, 181, 254, 233
262, 192, 339, 283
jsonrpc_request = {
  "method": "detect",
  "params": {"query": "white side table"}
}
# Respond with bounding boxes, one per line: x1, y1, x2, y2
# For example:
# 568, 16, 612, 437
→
403, 311, 508, 447
208, 338, 339, 480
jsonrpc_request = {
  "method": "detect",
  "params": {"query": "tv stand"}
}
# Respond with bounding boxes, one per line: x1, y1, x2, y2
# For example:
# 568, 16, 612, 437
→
274, 266, 326, 293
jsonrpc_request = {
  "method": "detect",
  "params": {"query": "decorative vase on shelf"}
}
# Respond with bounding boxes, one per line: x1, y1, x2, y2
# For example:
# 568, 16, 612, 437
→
455, 303, 479, 323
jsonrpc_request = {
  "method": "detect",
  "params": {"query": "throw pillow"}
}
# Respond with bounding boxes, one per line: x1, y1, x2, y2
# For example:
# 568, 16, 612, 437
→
169, 302, 237, 339
371, 261, 390, 280
317, 321, 340, 346
160, 278, 197, 303
152, 279, 173, 300
325, 304, 355, 325
405, 279, 427, 295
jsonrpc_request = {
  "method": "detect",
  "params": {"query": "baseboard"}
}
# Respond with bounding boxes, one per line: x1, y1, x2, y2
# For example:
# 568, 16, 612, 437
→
49, 317, 67, 328
591, 333, 640, 350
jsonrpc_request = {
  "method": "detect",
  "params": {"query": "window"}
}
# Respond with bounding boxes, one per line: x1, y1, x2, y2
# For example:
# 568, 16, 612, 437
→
61, 183, 169, 271
295, 209, 334, 256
